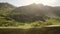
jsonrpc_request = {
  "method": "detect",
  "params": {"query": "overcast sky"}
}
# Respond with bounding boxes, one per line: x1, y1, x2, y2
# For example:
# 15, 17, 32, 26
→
0, 0, 60, 7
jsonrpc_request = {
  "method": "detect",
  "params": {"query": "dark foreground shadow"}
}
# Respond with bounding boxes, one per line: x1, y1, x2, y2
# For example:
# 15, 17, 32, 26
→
0, 27, 60, 34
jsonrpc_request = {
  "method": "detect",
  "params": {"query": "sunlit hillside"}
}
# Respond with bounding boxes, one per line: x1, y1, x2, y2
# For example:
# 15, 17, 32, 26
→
0, 3, 60, 28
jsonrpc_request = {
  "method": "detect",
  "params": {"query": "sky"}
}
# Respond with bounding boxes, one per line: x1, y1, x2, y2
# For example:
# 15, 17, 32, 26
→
0, 0, 60, 7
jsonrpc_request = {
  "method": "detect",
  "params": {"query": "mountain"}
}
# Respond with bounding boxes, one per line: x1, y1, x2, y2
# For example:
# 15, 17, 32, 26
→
9, 3, 55, 23
0, 3, 17, 26
52, 6, 60, 17
0, 3, 60, 26
0, 3, 15, 16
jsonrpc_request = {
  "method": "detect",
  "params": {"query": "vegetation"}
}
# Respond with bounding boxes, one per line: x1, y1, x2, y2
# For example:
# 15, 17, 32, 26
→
0, 3, 60, 28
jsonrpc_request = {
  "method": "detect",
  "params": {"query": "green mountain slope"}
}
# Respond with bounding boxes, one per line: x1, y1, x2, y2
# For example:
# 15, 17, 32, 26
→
0, 3, 15, 16
0, 3, 60, 27
0, 3, 20, 27
9, 3, 54, 23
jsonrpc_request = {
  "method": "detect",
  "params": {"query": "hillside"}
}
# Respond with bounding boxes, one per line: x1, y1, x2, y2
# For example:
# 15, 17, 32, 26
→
0, 3, 60, 27
0, 3, 19, 27
0, 3, 15, 16
9, 3, 60, 23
